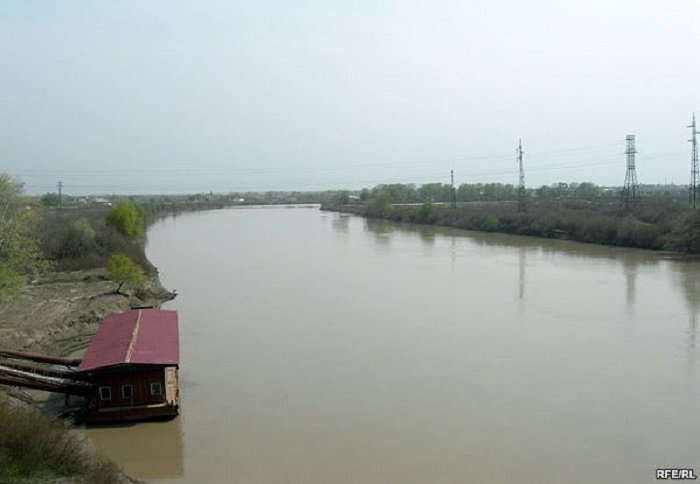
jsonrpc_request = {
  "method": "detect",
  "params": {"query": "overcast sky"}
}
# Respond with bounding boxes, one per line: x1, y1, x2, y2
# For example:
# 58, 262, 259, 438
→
1, 0, 698, 195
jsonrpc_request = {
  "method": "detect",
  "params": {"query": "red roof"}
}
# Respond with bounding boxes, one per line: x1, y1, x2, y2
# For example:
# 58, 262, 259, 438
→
78, 309, 179, 372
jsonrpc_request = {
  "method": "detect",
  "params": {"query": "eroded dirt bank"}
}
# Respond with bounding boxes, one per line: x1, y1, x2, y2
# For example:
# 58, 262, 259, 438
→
0, 269, 174, 483
0, 269, 175, 358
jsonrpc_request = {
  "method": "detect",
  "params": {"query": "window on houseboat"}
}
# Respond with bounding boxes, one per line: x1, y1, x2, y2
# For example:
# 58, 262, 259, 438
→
99, 386, 111, 400
150, 382, 162, 396
122, 384, 134, 399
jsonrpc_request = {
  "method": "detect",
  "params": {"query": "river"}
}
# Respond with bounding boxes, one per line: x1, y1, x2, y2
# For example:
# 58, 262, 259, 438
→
86, 206, 700, 484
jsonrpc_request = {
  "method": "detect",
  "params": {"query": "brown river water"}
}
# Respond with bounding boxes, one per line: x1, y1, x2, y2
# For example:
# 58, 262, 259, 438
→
85, 206, 700, 483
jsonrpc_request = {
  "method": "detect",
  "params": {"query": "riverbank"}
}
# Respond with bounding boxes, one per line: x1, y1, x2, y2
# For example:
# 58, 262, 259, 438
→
0, 269, 174, 357
0, 392, 134, 484
322, 198, 699, 253
0, 268, 174, 484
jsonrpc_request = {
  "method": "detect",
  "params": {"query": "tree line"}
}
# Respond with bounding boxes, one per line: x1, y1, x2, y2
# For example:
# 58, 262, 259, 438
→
0, 174, 154, 300
325, 182, 700, 253
347, 181, 682, 205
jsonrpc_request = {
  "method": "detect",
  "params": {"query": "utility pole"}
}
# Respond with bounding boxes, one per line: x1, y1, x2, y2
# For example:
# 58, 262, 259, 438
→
620, 135, 641, 211
57, 181, 63, 213
450, 169, 457, 209
689, 114, 699, 210
517, 139, 526, 212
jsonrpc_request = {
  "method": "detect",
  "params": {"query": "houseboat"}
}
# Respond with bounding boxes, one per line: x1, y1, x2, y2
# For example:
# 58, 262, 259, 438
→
77, 308, 180, 423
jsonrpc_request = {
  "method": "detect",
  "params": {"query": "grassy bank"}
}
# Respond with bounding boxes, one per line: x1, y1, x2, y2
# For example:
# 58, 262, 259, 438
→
0, 396, 122, 484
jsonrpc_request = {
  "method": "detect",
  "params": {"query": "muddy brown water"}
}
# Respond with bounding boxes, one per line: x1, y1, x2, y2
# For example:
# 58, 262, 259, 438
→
85, 206, 700, 483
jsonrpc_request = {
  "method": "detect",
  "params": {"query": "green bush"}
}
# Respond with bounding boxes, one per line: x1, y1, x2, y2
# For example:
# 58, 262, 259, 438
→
0, 398, 121, 484
481, 214, 500, 231
417, 202, 437, 223
669, 212, 700, 253
106, 254, 144, 284
74, 217, 96, 240
0, 263, 23, 301
0, 173, 48, 299
366, 192, 394, 218
334, 190, 350, 205
106, 202, 144, 238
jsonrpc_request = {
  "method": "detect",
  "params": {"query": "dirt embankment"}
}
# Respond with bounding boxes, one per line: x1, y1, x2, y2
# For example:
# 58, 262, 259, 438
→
0, 269, 175, 360
0, 270, 174, 484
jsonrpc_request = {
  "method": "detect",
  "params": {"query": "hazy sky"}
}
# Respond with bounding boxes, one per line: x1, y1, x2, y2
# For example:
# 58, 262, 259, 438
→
1, 0, 698, 195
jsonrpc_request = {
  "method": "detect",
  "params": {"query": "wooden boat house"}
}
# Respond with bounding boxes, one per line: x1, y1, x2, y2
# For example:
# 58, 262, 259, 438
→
77, 309, 180, 423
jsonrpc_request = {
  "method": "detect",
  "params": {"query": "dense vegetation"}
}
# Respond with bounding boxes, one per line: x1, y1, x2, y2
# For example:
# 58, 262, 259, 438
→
40, 202, 154, 274
0, 173, 160, 301
0, 175, 50, 300
352, 180, 679, 205
0, 397, 121, 484
324, 182, 700, 253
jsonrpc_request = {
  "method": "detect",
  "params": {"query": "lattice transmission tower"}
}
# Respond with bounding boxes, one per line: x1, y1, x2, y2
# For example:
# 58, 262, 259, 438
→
517, 139, 526, 212
620, 135, 641, 211
450, 169, 457, 209
689, 114, 699, 210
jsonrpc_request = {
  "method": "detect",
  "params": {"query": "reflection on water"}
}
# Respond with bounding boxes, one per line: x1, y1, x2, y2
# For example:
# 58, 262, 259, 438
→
99, 208, 700, 484
359, 213, 700, 384
419, 230, 435, 246
674, 259, 700, 314
364, 218, 394, 247
623, 260, 637, 309
672, 260, 700, 359
361, 215, 669, 313
86, 417, 183, 480
331, 214, 350, 233
519, 247, 526, 303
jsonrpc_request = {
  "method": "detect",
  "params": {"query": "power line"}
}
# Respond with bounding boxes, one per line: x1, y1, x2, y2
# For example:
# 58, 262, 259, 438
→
19, 158, 629, 194
7, 139, 666, 178
14, 134, 692, 195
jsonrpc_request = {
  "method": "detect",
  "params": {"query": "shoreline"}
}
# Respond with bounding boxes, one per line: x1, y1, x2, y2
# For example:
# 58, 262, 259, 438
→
321, 201, 695, 254
0, 268, 175, 359
0, 266, 175, 483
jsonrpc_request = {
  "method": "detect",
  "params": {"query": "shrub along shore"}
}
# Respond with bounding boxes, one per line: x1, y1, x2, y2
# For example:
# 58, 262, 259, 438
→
322, 194, 700, 254
0, 395, 125, 484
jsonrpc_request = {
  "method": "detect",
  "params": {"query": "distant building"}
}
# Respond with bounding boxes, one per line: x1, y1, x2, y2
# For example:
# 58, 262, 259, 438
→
92, 197, 112, 207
